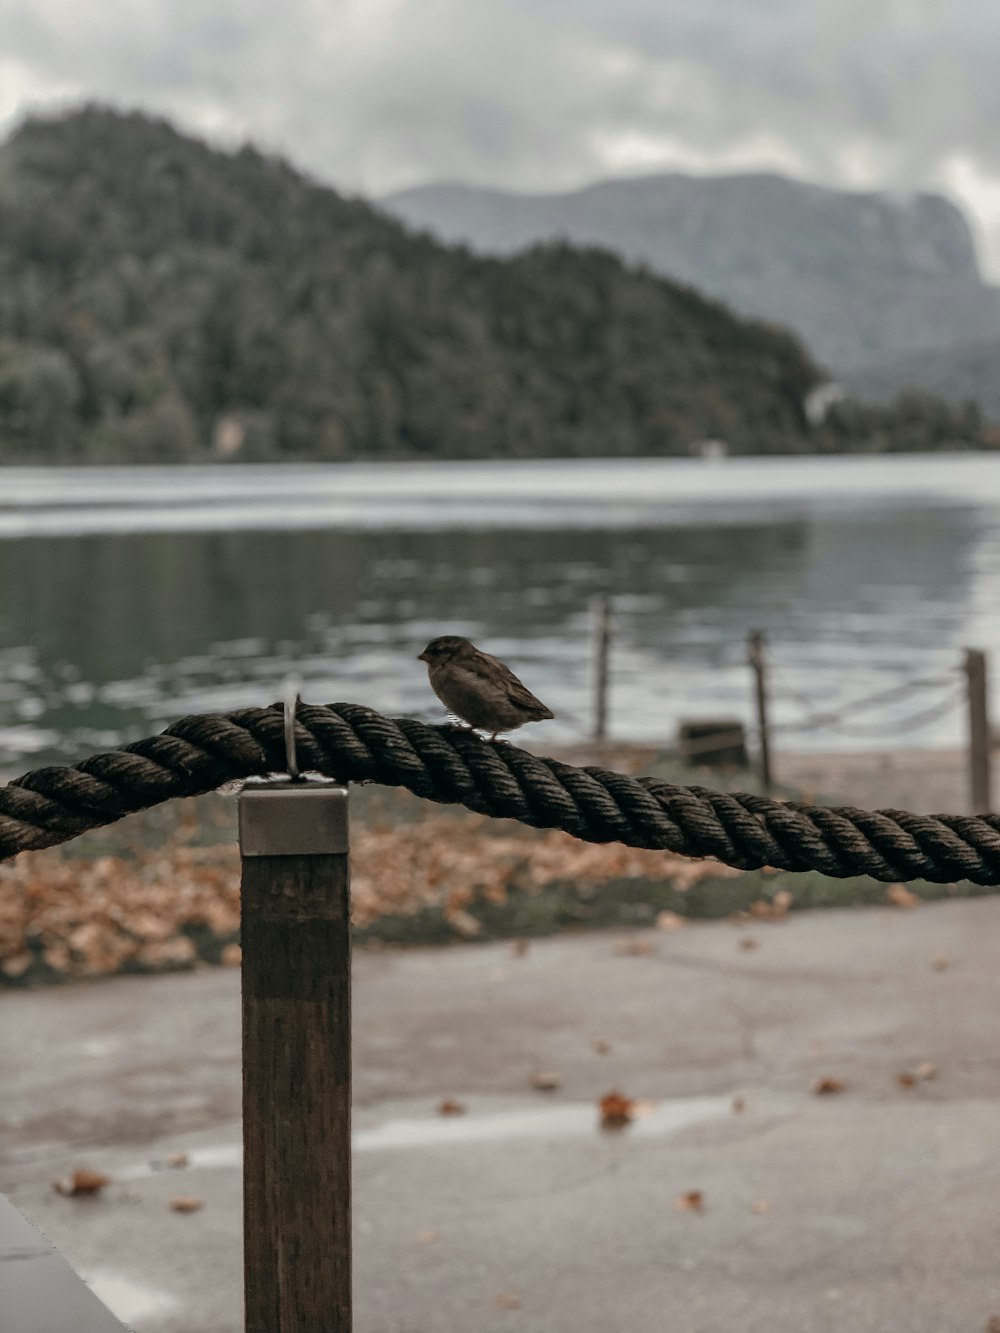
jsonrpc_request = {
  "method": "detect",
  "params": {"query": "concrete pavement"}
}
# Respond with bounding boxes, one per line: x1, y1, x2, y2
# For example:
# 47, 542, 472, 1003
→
3, 899, 1000, 1332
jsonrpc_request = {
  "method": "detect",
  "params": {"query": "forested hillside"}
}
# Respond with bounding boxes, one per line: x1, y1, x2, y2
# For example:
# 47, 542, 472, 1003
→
387, 175, 1000, 377
0, 107, 985, 462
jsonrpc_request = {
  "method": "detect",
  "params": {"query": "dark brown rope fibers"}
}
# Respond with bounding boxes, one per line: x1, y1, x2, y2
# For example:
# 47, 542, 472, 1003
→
2, 703, 999, 884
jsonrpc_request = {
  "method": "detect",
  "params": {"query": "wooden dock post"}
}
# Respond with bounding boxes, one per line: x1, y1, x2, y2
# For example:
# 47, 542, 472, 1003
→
238, 778, 352, 1332
592, 595, 612, 743
964, 648, 992, 814
748, 629, 773, 793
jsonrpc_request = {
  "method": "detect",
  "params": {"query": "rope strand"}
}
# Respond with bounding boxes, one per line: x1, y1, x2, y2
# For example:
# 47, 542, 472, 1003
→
2, 701, 999, 885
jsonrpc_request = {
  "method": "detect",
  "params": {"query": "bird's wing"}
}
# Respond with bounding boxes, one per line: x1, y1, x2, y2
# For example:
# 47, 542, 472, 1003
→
475, 650, 555, 719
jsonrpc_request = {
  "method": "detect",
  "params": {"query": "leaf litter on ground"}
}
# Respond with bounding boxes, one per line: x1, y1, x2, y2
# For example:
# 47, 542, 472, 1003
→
54, 1168, 110, 1196
530, 1071, 562, 1091
812, 1076, 846, 1095
897, 1062, 937, 1088
749, 889, 793, 920
886, 883, 921, 909
0, 806, 747, 983
598, 1090, 635, 1129
169, 1196, 203, 1213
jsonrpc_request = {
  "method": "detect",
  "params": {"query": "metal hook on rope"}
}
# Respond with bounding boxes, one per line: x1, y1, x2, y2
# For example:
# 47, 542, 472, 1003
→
283, 678, 303, 781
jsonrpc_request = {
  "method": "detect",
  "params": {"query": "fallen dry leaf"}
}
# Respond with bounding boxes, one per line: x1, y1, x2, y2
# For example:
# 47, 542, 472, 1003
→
739, 937, 759, 951
166, 1153, 189, 1169
599, 1090, 635, 1129
897, 1071, 918, 1088
655, 910, 687, 931
438, 1098, 466, 1116
812, 1076, 846, 1095
750, 1199, 771, 1214
169, 1196, 203, 1213
2, 952, 32, 978
351, 817, 740, 927
593, 1038, 611, 1055
916, 1061, 937, 1081
416, 1231, 439, 1244
931, 954, 951, 971
511, 939, 529, 957
731, 1096, 746, 1114
495, 1293, 522, 1309
748, 889, 793, 921
675, 1190, 705, 1212
446, 908, 481, 939
0, 836, 241, 984
886, 883, 920, 909
1, 805, 748, 985
615, 937, 655, 956
530, 1071, 562, 1092
986, 1317, 1000, 1333
54, 1168, 110, 1197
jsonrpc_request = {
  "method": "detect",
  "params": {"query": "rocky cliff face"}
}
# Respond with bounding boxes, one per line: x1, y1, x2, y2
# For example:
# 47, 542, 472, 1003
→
385, 174, 1000, 378
845, 336, 1000, 418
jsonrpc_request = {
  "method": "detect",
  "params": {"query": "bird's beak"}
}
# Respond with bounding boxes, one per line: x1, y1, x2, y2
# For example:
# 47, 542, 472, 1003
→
417, 651, 429, 662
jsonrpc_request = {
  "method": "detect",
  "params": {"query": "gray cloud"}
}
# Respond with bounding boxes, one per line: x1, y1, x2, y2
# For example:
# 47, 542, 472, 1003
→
4, 0, 1000, 271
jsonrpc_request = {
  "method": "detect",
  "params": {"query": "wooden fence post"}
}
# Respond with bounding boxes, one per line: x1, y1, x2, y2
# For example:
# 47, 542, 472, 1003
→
748, 630, 773, 793
238, 778, 352, 1333
592, 595, 611, 744
963, 648, 991, 814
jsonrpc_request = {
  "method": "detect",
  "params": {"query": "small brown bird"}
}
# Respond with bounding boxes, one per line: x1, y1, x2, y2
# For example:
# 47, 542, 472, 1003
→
418, 636, 554, 739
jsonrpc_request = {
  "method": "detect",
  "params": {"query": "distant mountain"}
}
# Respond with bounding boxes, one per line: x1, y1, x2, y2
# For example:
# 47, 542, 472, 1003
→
844, 337, 1000, 420
384, 174, 1000, 391
0, 108, 985, 462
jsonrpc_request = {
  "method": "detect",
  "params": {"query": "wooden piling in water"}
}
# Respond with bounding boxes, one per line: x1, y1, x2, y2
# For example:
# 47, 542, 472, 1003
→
964, 648, 991, 814
748, 629, 773, 793
592, 595, 611, 743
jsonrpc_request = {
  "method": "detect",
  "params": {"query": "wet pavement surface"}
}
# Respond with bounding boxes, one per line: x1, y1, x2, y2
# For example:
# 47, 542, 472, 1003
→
3, 899, 1000, 1332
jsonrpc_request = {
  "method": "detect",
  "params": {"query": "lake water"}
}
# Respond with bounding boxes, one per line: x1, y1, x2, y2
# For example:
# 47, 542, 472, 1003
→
1, 453, 998, 769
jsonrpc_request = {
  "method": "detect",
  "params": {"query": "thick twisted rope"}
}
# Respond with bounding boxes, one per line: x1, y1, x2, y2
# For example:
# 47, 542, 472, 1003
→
1, 702, 999, 884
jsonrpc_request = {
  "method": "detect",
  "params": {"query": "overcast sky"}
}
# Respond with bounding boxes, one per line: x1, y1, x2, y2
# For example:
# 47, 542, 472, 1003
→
5, 0, 1000, 276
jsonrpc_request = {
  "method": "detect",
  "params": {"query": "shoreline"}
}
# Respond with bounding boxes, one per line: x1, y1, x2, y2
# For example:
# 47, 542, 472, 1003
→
1, 448, 998, 470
